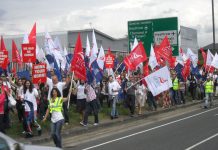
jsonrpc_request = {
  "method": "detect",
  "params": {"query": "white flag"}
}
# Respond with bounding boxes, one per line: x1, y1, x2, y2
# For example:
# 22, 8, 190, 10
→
97, 46, 105, 70
89, 30, 98, 66
148, 44, 158, 70
211, 53, 218, 69
145, 66, 172, 96
85, 35, 91, 57
44, 31, 63, 68
107, 68, 115, 79
186, 48, 198, 67
54, 36, 67, 70
206, 49, 214, 66
36, 46, 45, 62
132, 37, 138, 51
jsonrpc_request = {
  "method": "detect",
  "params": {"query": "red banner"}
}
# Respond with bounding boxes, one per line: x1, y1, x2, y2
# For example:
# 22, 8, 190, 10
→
22, 43, 36, 63
32, 63, 47, 84
0, 50, 8, 69
105, 53, 115, 68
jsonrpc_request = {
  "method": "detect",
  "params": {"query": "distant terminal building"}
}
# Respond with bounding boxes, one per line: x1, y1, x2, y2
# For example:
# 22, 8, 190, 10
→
3, 29, 128, 59
3, 26, 199, 59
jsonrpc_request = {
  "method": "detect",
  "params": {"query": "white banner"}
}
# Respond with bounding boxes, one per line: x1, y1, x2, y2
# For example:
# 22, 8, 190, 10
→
211, 53, 218, 69
144, 66, 172, 96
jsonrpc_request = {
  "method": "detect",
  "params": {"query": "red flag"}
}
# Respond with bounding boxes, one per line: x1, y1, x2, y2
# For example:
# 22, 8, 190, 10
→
143, 61, 150, 77
71, 33, 86, 81
154, 44, 165, 66
169, 56, 176, 69
11, 66, 16, 76
182, 59, 191, 81
156, 35, 172, 63
105, 48, 115, 69
200, 48, 207, 67
28, 23, 36, 44
1, 36, 6, 51
205, 65, 215, 73
124, 42, 147, 70
12, 40, 22, 64
0, 36, 9, 69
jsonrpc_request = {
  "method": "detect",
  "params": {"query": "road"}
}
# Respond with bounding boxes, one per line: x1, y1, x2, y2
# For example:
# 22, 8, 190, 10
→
43, 104, 218, 150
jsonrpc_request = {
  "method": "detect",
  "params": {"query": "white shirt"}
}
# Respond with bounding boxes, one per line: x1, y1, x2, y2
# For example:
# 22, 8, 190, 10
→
17, 86, 23, 97
108, 80, 121, 96
77, 84, 86, 99
136, 84, 146, 95
21, 88, 38, 112
47, 77, 66, 100
51, 111, 64, 123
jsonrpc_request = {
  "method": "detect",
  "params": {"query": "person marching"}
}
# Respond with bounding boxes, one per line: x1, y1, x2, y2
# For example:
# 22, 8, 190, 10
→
80, 84, 99, 126
204, 76, 214, 108
43, 87, 65, 148
0, 77, 10, 133
20, 80, 42, 137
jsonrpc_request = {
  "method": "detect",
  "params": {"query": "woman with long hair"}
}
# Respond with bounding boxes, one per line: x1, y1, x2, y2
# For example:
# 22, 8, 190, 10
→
21, 80, 41, 137
43, 87, 65, 148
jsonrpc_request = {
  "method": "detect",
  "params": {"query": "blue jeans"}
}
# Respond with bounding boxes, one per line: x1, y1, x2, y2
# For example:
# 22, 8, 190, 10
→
205, 93, 213, 107
110, 95, 118, 117
51, 119, 64, 148
172, 90, 179, 105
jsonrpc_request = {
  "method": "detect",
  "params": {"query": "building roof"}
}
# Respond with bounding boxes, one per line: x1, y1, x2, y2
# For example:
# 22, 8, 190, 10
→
202, 43, 218, 54
68, 28, 126, 41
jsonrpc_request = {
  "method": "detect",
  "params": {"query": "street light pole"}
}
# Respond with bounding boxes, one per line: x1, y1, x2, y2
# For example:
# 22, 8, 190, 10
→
212, 0, 216, 52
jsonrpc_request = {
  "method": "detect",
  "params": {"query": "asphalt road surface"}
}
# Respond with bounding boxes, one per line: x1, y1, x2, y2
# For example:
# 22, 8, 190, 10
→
61, 105, 218, 150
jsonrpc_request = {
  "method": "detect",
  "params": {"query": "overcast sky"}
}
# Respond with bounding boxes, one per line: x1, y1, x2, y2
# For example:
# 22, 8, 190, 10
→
0, 0, 217, 47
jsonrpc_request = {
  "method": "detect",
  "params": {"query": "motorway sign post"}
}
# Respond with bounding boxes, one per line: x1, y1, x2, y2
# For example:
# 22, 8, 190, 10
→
128, 17, 178, 56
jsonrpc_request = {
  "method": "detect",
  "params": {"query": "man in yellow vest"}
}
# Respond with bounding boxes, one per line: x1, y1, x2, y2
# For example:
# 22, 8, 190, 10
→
204, 76, 214, 108
172, 73, 180, 105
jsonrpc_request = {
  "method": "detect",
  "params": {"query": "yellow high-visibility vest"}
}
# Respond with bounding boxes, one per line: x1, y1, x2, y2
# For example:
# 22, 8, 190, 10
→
49, 97, 63, 113
173, 77, 179, 90
205, 81, 213, 93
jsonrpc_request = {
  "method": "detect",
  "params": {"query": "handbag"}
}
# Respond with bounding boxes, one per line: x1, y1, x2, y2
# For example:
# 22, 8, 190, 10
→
8, 95, 16, 107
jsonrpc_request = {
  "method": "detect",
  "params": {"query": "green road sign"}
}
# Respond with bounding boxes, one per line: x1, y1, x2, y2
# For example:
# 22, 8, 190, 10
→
128, 17, 178, 56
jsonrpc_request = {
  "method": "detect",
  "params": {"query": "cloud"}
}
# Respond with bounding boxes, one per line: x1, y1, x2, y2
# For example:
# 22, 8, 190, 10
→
0, 0, 217, 48
0, 9, 6, 19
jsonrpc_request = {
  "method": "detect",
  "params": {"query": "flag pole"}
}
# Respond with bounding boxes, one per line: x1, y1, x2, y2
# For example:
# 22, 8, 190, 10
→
67, 71, 75, 109
114, 62, 123, 74
121, 66, 126, 73
126, 77, 144, 91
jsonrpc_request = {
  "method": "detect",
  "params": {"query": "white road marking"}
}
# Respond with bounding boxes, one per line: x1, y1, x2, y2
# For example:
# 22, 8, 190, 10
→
82, 107, 218, 150
185, 133, 218, 150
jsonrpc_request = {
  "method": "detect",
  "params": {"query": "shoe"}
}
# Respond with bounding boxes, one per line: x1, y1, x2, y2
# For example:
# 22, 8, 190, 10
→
80, 121, 87, 127
22, 131, 26, 134
65, 122, 69, 126
25, 132, 33, 138
93, 123, 99, 126
110, 116, 114, 120
114, 116, 119, 119
204, 106, 208, 109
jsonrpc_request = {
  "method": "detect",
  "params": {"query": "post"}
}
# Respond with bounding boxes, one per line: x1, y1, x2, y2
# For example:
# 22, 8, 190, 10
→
67, 71, 75, 109
212, 0, 216, 53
